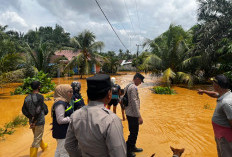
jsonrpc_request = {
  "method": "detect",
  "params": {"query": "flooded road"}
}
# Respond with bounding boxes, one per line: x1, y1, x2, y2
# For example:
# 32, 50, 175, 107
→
0, 73, 217, 157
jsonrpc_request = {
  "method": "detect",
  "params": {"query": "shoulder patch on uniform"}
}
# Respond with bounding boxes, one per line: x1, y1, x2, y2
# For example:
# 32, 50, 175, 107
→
101, 107, 110, 114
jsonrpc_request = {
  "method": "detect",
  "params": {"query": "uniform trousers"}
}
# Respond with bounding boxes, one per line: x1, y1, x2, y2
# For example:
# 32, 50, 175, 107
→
126, 115, 139, 150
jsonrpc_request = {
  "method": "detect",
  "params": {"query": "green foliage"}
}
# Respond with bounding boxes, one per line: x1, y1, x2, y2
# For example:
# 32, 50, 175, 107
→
45, 92, 54, 98
0, 69, 25, 83
13, 71, 55, 95
64, 70, 75, 76
24, 24, 71, 49
65, 30, 105, 77
0, 115, 28, 140
152, 86, 175, 95
101, 51, 119, 74
203, 103, 213, 110
194, 0, 232, 77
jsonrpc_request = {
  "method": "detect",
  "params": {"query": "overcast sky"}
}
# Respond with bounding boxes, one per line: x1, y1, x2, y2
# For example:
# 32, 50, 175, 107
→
0, 0, 199, 53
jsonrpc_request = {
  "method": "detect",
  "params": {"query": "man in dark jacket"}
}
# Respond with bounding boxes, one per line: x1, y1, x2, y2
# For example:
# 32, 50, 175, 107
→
22, 81, 48, 157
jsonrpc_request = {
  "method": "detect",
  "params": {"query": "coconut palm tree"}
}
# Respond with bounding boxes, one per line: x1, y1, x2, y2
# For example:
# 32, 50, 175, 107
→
143, 24, 197, 86
194, 0, 232, 77
25, 41, 55, 73
65, 30, 105, 78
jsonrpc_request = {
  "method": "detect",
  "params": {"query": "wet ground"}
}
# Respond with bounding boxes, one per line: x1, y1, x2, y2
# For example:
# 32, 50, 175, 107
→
0, 72, 217, 157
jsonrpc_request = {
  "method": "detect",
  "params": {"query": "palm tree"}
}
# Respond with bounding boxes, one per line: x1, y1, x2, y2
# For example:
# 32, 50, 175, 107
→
194, 0, 232, 77
65, 30, 105, 78
143, 24, 197, 86
102, 51, 120, 73
25, 41, 55, 73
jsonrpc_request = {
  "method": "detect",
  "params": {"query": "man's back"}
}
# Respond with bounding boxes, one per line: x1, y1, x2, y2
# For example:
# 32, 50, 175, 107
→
65, 101, 126, 157
23, 93, 45, 125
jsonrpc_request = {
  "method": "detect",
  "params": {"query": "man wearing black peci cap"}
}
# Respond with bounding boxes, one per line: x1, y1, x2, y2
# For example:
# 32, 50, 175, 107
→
65, 74, 127, 157
198, 74, 232, 157
125, 73, 144, 157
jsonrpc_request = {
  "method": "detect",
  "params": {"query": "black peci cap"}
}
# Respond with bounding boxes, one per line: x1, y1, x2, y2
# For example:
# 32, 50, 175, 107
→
87, 74, 112, 100
134, 73, 145, 83
211, 74, 230, 89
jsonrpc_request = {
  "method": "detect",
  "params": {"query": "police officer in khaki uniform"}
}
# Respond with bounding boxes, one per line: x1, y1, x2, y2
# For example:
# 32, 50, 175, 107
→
65, 74, 127, 157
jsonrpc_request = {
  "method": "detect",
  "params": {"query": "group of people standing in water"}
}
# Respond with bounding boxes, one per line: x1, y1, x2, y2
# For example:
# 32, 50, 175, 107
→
22, 73, 144, 157
22, 73, 232, 157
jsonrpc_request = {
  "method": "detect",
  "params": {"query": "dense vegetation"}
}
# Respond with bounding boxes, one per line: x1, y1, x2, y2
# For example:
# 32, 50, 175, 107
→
0, 0, 231, 89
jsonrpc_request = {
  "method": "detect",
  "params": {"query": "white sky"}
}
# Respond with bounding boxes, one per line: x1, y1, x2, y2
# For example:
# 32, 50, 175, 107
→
0, 0, 199, 54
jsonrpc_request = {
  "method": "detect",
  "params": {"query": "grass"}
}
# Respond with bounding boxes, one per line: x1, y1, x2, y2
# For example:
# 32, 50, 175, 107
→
203, 103, 213, 110
45, 92, 54, 98
0, 115, 28, 140
152, 86, 176, 95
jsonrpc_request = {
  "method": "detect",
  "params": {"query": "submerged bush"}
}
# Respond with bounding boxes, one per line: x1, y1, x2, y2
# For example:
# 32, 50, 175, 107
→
12, 71, 55, 95
0, 115, 28, 140
152, 86, 175, 95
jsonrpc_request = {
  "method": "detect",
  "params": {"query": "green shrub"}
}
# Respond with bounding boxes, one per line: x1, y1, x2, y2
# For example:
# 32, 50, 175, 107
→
0, 115, 28, 140
12, 71, 55, 95
0, 69, 25, 83
64, 70, 75, 76
152, 86, 175, 95
203, 103, 213, 110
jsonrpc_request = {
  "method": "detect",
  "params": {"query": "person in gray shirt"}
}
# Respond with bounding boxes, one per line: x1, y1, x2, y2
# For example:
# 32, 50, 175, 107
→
198, 74, 232, 157
65, 74, 127, 157
125, 73, 144, 157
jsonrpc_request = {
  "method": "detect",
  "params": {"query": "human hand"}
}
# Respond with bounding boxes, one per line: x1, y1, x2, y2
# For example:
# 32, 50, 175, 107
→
139, 117, 143, 125
29, 123, 35, 129
197, 89, 204, 95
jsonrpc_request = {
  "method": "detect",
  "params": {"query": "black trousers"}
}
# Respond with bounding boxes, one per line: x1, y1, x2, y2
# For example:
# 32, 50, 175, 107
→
126, 115, 139, 150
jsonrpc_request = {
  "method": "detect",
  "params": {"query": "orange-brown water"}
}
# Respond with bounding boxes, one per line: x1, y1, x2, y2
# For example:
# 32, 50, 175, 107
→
0, 73, 217, 157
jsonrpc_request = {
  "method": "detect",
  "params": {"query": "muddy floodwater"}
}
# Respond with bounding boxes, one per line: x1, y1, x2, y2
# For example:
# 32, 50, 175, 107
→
0, 72, 217, 157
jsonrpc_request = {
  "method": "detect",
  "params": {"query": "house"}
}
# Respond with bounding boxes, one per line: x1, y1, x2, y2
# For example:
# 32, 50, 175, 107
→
118, 59, 136, 71
51, 50, 103, 74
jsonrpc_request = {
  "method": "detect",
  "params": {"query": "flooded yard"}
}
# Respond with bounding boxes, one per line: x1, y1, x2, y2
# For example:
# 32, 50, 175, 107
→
0, 72, 217, 157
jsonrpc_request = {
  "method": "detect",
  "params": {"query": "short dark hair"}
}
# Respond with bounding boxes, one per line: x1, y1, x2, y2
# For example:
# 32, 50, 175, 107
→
133, 73, 145, 82
31, 81, 41, 90
213, 74, 230, 89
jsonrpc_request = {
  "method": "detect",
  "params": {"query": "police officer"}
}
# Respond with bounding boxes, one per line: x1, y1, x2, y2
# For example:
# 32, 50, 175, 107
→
65, 74, 127, 157
71, 81, 85, 111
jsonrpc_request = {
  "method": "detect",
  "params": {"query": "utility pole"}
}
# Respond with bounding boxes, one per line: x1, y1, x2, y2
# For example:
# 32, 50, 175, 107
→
136, 44, 142, 57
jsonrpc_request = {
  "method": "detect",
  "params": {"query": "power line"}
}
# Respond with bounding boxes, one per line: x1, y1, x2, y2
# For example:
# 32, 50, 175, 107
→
123, 0, 136, 38
95, 0, 128, 50
107, 0, 129, 37
134, 0, 142, 44
107, 0, 131, 52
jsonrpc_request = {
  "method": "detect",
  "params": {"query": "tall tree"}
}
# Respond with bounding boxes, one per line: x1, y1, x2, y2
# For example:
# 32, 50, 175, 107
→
25, 41, 55, 73
65, 30, 105, 78
143, 24, 196, 86
195, 0, 232, 77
